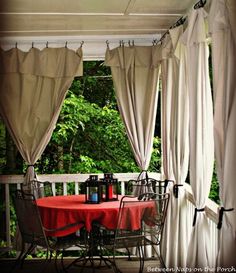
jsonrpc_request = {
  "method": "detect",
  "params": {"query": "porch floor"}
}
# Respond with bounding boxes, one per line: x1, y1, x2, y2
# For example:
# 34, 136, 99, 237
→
0, 257, 161, 273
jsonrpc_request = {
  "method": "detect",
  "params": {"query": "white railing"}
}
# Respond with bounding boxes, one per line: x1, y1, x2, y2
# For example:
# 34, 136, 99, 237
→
0, 173, 219, 263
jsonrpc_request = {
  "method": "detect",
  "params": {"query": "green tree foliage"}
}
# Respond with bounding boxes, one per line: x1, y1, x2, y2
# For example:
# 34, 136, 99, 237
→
36, 61, 162, 175
38, 91, 141, 173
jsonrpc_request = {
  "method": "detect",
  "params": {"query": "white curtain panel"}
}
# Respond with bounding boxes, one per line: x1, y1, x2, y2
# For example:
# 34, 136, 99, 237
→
160, 26, 190, 268
181, 8, 214, 268
0, 47, 83, 184
105, 45, 161, 173
209, 0, 236, 267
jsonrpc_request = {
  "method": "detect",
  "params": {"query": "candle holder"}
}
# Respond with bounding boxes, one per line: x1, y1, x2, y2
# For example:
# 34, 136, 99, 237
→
85, 175, 102, 204
101, 173, 118, 202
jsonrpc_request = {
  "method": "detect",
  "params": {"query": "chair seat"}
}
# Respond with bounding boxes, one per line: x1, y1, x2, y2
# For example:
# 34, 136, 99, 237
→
51, 233, 84, 249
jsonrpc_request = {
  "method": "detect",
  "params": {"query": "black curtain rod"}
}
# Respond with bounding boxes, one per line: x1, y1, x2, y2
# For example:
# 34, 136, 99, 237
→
194, 0, 207, 9
159, 16, 186, 43
158, 0, 207, 43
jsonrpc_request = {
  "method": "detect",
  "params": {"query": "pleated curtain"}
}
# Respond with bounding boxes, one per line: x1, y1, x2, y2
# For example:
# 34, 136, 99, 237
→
160, 25, 190, 268
181, 8, 215, 268
0, 47, 83, 185
105, 45, 161, 187
209, 0, 236, 267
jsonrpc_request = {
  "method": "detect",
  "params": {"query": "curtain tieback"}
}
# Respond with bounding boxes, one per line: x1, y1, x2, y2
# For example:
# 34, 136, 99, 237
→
164, 179, 175, 190
138, 170, 149, 182
173, 184, 183, 198
217, 207, 234, 229
192, 207, 205, 226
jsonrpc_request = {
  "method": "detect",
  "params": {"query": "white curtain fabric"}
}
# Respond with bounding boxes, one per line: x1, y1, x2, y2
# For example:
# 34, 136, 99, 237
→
0, 47, 83, 184
160, 26, 190, 268
209, 0, 236, 266
160, 36, 174, 182
105, 45, 161, 258
105, 45, 161, 174
181, 8, 214, 268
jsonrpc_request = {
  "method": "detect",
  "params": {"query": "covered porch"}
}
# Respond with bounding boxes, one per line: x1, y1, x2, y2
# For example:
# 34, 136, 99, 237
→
0, 0, 236, 271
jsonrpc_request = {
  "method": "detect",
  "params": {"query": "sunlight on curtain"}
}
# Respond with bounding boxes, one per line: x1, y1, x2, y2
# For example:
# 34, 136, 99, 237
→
0, 47, 83, 185
209, 0, 236, 267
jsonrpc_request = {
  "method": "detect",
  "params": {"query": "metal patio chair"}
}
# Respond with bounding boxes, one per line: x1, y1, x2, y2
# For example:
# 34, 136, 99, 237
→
138, 192, 170, 267
12, 189, 86, 273
98, 193, 168, 273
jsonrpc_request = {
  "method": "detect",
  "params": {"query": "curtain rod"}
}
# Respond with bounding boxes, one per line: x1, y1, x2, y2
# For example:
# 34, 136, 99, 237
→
157, 0, 207, 44
14, 40, 84, 49
2, 37, 159, 50
194, 0, 207, 9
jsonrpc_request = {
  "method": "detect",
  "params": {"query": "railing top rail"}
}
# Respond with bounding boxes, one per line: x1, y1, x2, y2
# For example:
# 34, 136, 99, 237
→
183, 182, 218, 224
0, 172, 162, 184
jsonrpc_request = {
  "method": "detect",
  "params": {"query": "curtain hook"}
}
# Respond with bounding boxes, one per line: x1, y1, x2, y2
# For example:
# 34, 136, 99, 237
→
31, 42, 34, 48
132, 40, 134, 46
46, 41, 49, 48
153, 39, 158, 46
15, 42, 18, 48
106, 40, 109, 49
80, 41, 84, 48
119, 40, 122, 47
128, 40, 131, 46
65, 41, 68, 48
194, 0, 206, 9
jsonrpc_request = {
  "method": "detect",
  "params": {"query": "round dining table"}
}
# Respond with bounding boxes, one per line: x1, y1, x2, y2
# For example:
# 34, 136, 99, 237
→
36, 193, 157, 272
36, 194, 123, 237
36, 194, 156, 237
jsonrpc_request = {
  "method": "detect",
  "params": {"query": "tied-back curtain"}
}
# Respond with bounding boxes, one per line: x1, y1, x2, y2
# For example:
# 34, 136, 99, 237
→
161, 25, 190, 268
0, 47, 83, 185
105, 45, 161, 185
181, 8, 214, 268
209, 0, 236, 266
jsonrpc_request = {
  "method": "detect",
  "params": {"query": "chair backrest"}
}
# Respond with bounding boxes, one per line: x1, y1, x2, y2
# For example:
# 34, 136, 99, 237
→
138, 192, 170, 246
126, 179, 154, 196
113, 196, 150, 248
115, 196, 163, 236
147, 179, 169, 195
21, 180, 54, 198
13, 190, 49, 248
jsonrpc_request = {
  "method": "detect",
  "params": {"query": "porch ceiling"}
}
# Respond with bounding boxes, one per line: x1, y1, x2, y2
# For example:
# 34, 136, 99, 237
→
0, 0, 197, 59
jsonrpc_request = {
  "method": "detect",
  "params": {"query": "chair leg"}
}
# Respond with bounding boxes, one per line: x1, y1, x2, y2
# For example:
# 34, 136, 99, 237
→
60, 249, 69, 273
149, 243, 166, 268
38, 250, 52, 273
9, 243, 35, 273
9, 243, 25, 273
137, 244, 145, 273
20, 243, 36, 268
112, 247, 123, 273
54, 250, 61, 273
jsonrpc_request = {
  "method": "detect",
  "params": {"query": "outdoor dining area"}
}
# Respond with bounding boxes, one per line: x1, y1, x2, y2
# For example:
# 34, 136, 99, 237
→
3, 174, 169, 273
0, 0, 236, 271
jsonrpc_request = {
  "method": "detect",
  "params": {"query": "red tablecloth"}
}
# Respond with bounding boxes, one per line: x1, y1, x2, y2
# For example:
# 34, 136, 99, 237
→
36, 194, 155, 237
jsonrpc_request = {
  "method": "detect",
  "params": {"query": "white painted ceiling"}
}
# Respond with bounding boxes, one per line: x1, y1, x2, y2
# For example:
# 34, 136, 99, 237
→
0, 0, 199, 59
